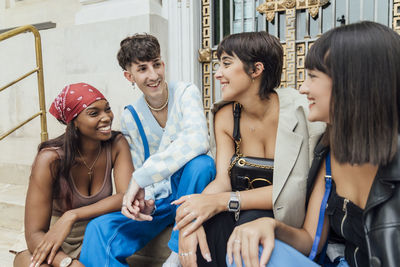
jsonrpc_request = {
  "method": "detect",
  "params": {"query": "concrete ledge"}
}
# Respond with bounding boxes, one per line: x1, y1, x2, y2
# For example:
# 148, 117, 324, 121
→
0, 202, 24, 231
0, 163, 31, 185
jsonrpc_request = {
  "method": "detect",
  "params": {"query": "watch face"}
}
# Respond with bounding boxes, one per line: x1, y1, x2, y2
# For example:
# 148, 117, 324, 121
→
229, 200, 239, 210
60, 257, 72, 267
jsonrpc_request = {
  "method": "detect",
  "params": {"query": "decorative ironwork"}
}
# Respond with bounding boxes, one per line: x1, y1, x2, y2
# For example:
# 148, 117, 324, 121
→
257, 0, 330, 22
280, 43, 287, 88
285, 8, 296, 88
198, 48, 212, 63
394, 0, 400, 34
200, 0, 212, 126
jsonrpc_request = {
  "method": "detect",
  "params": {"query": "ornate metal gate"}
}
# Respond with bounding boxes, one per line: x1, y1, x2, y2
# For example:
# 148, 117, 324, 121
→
199, 0, 398, 121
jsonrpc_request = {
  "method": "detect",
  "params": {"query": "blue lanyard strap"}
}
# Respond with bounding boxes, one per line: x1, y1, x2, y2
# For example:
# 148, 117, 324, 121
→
309, 152, 332, 260
124, 105, 150, 161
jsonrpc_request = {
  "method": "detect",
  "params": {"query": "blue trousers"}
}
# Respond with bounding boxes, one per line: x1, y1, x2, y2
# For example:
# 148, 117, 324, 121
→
226, 240, 349, 267
80, 155, 215, 267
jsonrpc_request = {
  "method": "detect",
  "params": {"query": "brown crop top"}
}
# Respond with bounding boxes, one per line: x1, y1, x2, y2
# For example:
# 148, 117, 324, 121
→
46, 143, 113, 216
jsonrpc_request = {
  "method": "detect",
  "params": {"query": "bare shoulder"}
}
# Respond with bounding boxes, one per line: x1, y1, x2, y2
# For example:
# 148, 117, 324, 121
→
111, 133, 129, 151
34, 148, 60, 167
30, 148, 60, 185
214, 103, 234, 133
110, 133, 131, 164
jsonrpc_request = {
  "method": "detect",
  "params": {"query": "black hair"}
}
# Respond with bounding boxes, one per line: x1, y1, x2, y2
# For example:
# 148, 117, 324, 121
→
117, 33, 161, 70
217, 31, 283, 99
306, 21, 400, 165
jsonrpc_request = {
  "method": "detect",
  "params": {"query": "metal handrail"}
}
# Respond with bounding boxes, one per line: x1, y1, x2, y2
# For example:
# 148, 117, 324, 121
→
0, 25, 48, 142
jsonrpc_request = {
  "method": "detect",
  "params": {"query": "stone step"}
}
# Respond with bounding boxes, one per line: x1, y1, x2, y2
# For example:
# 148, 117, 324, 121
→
0, 163, 30, 186
0, 183, 26, 267
0, 136, 38, 186
0, 227, 25, 267
0, 183, 26, 231
0, 136, 34, 266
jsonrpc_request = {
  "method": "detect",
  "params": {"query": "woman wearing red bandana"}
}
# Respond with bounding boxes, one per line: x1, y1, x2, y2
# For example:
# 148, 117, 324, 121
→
13, 83, 134, 267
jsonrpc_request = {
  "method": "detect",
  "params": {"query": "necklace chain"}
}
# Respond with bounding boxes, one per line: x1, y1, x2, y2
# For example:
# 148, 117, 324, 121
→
77, 146, 102, 181
144, 84, 169, 112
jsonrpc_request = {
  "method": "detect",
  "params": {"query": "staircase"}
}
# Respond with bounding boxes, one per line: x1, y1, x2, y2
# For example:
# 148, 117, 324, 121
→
0, 136, 39, 267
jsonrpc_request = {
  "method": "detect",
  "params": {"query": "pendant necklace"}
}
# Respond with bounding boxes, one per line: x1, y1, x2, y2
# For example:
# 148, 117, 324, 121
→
144, 84, 169, 112
77, 145, 102, 181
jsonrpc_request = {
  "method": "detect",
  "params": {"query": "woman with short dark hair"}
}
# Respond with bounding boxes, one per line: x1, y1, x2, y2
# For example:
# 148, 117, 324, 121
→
173, 31, 325, 267
226, 21, 400, 267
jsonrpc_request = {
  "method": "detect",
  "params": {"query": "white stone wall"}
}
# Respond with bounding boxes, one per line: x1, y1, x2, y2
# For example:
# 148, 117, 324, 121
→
0, 0, 81, 29
0, 0, 201, 142
0, 0, 169, 139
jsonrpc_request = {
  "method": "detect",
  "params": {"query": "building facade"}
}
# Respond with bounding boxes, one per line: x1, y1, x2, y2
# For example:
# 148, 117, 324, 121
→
0, 0, 398, 139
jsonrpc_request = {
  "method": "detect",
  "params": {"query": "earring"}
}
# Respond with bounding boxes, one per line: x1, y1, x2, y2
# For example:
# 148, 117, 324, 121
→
132, 82, 136, 90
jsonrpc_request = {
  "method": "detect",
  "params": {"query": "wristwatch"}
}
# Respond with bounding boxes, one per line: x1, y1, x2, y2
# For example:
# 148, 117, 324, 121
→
227, 191, 241, 221
60, 256, 73, 267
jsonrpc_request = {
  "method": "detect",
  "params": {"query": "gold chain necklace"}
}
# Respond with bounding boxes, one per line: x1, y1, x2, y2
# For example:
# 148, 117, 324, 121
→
144, 84, 169, 112
77, 146, 102, 181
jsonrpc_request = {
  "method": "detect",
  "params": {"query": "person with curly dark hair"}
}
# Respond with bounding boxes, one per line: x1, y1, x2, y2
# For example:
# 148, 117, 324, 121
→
79, 34, 215, 267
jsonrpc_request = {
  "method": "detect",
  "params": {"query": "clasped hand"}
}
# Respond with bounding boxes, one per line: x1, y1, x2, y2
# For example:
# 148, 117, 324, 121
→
227, 217, 276, 267
178, 224, 212, 267
121, 179, 155, 221
172, 194, 219, 237
30, 212, 75, 267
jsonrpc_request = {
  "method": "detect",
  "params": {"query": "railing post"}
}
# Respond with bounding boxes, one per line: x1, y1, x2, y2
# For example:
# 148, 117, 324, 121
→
0, 25, 48, 142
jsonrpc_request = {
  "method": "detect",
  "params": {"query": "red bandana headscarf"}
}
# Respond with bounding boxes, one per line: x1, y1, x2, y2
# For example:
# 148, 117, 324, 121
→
49, 83, 106, 124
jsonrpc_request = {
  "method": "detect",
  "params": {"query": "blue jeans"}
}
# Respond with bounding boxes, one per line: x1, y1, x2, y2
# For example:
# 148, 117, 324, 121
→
226, 240, 349, 267
79, 155, 215, 267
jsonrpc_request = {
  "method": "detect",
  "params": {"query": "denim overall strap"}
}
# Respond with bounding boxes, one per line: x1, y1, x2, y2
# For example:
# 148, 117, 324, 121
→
309, 152, 332, 260
124, 105, 150, 160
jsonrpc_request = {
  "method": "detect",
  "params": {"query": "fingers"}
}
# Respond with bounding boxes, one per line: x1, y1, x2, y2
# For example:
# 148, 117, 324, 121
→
171, 195, 188, 205
31, 242, 52, 267
175, 204, 191, 223
46, 241, 62, 265
146, 199, 155, 207
138, 198, 145, 211
249, 235, 260, 267
122, 193, 137, 215
121, 206, 153, 221
121, 205, 137, 220
232, 236, 243, 267
31, 240, 43, 265
197, 227, 212, 263
226, 231, 234, 266
181, 217, 204, 237
259, 238, 274, 267
241, 235, 251, 267
174, 210, 199, 232
135, 212, 153, 221
179, 251, 197, 267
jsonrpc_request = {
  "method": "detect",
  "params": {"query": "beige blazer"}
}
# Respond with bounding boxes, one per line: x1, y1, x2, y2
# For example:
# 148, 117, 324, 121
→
209, 87, 326, 228
272, 87, 325, 227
